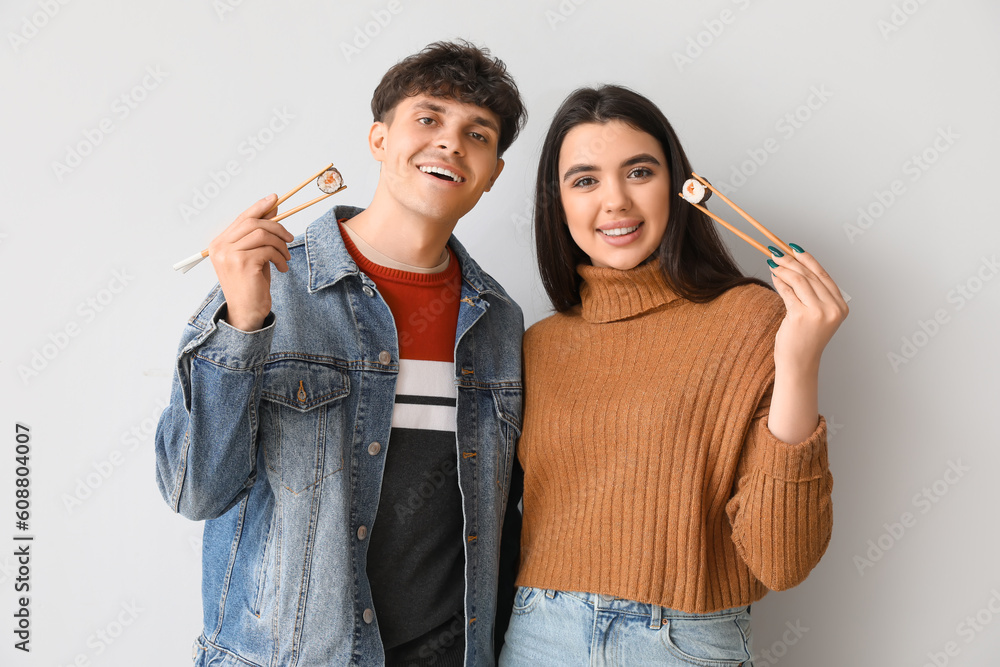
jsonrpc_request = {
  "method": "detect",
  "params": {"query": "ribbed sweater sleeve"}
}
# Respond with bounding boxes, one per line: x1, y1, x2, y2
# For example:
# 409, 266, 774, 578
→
726, 399, 833, 591
723, 297, 834, 592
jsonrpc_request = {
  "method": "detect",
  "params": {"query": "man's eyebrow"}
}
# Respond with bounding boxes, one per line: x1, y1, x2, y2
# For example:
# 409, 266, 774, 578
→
412, 100, 447, 115
469, 114, 500, 135
561, 154, 662, 183
411, 100, 499, 135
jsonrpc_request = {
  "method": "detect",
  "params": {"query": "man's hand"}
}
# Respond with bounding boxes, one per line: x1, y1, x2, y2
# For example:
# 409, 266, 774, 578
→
208, 194, 294, 332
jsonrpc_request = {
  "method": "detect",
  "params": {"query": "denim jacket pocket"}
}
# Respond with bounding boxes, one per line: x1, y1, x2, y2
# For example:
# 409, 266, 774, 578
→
259, 358, 350, 494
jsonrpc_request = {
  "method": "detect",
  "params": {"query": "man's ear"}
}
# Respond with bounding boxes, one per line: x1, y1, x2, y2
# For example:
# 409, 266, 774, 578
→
483, 157, 505, 192
368, 121, 387, 161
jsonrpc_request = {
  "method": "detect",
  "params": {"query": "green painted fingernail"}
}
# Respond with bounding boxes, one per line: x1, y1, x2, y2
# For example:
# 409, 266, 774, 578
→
788, 243, 804, 253
768, 246, 784, 257
767, 259, 778, 269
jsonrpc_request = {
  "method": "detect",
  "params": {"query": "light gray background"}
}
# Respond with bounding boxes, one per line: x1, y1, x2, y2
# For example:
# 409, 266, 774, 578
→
2, 1, 998, 665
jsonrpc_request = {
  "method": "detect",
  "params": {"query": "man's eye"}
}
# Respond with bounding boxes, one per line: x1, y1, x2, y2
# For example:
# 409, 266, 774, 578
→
418, 117, 434, 125
470, 132, 488, 143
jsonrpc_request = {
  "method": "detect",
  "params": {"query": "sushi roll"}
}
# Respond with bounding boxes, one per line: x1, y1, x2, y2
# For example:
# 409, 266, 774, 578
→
681, 178, 711, 205
317, 167, 344, 194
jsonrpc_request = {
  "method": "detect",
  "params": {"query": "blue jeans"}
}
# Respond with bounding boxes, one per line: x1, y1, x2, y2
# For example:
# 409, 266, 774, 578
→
499, 587, 753, 667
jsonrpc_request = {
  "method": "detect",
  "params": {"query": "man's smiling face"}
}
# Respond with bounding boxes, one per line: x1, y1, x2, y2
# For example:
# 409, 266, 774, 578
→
369, 93, 506, 225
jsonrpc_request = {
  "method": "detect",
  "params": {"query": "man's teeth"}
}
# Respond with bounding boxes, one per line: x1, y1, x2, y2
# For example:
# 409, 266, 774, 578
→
419, 166, 465, 182
600, 224, 640, 237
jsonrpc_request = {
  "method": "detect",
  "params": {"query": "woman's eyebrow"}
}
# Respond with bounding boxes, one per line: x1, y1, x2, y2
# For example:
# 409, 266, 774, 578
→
562, 163, 596, 182
621, 153, 661, 168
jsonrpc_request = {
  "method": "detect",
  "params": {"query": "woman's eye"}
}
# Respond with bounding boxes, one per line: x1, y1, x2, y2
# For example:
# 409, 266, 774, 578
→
628, 167, 653, 179
572, 176, 597, 188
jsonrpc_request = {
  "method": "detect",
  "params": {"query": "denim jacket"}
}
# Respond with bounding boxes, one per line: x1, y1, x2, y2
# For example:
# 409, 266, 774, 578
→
155, 206, 524, 666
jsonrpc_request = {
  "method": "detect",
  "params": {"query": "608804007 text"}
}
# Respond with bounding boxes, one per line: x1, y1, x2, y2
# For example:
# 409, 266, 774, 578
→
13, 422, 33, 652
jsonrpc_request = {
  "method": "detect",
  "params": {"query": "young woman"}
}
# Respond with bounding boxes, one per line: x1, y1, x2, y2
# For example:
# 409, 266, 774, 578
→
500, 86, 847, 666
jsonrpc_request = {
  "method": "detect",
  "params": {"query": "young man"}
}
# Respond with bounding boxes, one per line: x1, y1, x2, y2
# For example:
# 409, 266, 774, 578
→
155, 41, 527, 666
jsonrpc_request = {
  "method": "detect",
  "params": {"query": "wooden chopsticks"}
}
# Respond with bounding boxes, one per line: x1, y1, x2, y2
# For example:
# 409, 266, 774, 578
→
173, 162, 346, 273
268, 163, 342, 222
679, 172, 792, 258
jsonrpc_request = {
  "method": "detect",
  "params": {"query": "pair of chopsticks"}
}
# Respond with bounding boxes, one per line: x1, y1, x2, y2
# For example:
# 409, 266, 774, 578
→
172, 162, 346, 273
681, 173, 852, 302
679, 172, 792, 258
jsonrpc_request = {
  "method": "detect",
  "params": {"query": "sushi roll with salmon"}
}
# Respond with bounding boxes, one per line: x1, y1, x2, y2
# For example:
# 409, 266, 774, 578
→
317, 167, 344, 194
681, 177, 711, 205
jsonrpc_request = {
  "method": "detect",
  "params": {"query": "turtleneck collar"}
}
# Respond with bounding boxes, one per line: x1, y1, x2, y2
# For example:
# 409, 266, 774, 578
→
578, 258, 681, 323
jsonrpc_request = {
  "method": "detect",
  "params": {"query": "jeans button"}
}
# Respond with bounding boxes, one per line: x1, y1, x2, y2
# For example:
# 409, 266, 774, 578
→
378, 350, 391, 365
368, 441, 381, 455
363, 608, 374, 624
357, 525, 367, 540
362, 286, 375, 297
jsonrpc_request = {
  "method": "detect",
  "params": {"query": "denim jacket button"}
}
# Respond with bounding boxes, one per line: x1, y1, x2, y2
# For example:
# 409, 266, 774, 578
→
368, 442, 381, 455
357, 525, 367, 540
362, 286, 375, 297
363, 608, 374, 624
378, 350, 391, 365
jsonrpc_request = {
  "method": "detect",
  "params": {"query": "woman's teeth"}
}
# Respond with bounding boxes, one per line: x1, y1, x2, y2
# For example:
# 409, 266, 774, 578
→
600, 224, 640, 237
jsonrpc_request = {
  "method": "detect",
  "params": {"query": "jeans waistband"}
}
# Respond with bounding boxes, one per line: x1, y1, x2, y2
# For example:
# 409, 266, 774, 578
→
551, 589, 749, 631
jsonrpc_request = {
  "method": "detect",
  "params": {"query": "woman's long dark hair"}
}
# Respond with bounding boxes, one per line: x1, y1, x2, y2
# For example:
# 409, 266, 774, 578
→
535, 85, 770, 311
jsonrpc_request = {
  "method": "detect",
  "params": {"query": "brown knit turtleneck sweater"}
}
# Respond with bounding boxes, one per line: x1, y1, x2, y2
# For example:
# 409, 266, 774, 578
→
516, 259, 833, 613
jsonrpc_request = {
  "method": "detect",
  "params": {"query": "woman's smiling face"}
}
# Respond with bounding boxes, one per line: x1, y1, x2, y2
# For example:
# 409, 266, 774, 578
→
558, 120, 671, 270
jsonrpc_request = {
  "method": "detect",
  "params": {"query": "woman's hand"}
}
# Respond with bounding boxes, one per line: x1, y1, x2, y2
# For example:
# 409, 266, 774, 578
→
765, 244, 848, 444
768, 244, 849, 371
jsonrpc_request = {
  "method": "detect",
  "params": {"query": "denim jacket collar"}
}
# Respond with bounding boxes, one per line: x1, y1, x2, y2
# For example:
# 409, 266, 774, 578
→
304, 205, 511, 305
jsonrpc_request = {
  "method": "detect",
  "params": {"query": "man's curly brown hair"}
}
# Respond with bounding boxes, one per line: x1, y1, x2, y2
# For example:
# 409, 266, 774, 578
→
371, 40, 527, 157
